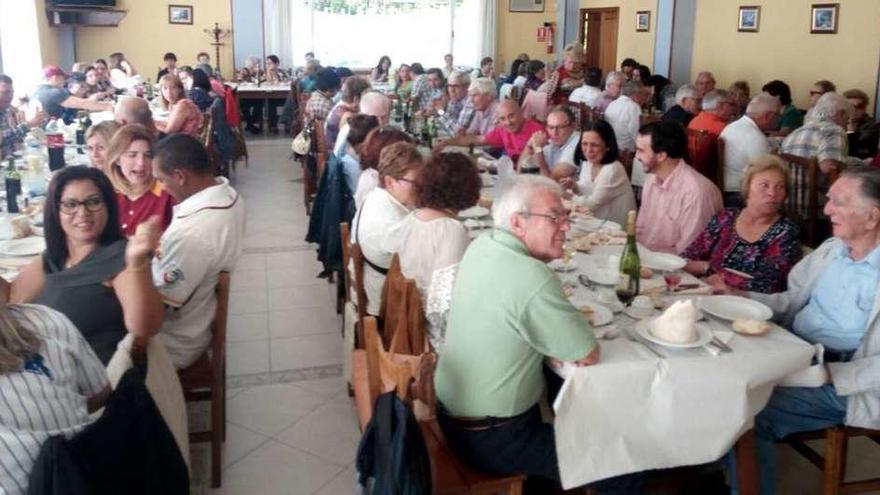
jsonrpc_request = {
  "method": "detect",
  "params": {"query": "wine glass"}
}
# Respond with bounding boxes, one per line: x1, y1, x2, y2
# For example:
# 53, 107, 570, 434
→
663, 270, 682, 293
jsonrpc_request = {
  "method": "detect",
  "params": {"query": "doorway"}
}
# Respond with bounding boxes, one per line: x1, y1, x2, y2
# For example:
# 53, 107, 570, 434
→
580, 7, 619, 77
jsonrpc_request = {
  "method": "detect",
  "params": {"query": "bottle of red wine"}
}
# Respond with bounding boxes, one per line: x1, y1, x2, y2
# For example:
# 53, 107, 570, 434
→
616, 210, 640, 305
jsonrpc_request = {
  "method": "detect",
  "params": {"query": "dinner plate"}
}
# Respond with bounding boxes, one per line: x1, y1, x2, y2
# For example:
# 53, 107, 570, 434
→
635, 319, 714, 348
640, 251, 687, 271
547, 258, 577, 272
0, 237, 45, 256
571, 299, 614, 327
582, 266, 619, 285
699, 295, 773, 321
458, 206, 490, 219
573, 218, 622, 233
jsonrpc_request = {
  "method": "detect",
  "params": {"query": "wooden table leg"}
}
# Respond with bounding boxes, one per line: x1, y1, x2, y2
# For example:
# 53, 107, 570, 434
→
734, 428, 759, 495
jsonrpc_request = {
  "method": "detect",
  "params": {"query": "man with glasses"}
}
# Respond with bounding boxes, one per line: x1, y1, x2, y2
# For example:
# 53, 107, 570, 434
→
435, 175, 604, 490
720, 94, 781, 205
518, 105, 580, 175
688, 89, 735, 137
433, 70, 469, 135
434, 99, 544, 161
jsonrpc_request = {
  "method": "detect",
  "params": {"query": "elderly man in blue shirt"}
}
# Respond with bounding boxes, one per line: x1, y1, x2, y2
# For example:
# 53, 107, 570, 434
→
722, 166, 880, 494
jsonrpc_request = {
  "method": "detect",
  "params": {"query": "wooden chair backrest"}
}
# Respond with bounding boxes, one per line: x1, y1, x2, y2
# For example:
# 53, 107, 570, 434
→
311, 119, 328, 183
349, 241, 369, 323
340, 222, 352, 304
780, 153, 820, 247
199, 109, 215, 149
509, 85, 520, 103
685, 128, 718, 181
380, 254, 428, 356
715, 136, 726, 191
211, 271, 231, 366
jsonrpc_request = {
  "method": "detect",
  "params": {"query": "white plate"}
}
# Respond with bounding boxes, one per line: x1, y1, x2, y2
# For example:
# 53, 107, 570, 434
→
635, 319, 714, 348
548, 258, 577, 272
573, 218, 622, 232
699, 295, 773, 321
0, 237, 45, 256
583, 266, 619, 285
624, 306, 657, 320
458, 206, 490, 219
641, 251, 687, 271
578, 300, 614, 327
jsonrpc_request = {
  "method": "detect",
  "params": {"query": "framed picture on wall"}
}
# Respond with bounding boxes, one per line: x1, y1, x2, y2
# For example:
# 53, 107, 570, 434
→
509, 0, 544, 13
636, 11, 650, 32
737, 6, 760, 32
168, 5, 193, 25
810, 3, 838, 34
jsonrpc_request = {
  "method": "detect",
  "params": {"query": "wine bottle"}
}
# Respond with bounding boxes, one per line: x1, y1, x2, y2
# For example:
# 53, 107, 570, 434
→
5, 157, 21, 214
616, 210, 640, 305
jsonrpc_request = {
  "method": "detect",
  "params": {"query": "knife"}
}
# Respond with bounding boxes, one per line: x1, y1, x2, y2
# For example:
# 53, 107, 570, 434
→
672, 283, 701, 292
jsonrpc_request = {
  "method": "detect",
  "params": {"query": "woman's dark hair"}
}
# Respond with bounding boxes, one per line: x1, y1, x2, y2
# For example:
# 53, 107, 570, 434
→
410, 63, 425, 75
375, 56, 391, 75
526, 60, 545, 78
359, 126, 414, 171
415, 153, 481, 211
638, 121, 686, 159
266, 54, 280, 65
621, 58, 638, 69
814, 79, 836, 94
94, 58, 107, 68
573, 120, 620, 165
347, 114, 380, 148
762, 80, 792, 106
586, 67, 603, 87
506, 59, 525, 84
44, 166, 123, 270
163, 52, 177, 62
635, 65, 652, 81
314, 68, 341, 92
191, 68, 212, 92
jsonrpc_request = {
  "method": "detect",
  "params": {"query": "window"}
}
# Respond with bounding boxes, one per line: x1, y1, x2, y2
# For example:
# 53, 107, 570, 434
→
0, 0, 42, 93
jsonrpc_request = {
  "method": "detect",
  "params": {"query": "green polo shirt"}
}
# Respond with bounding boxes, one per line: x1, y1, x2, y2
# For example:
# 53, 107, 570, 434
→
435, 229, 597, 418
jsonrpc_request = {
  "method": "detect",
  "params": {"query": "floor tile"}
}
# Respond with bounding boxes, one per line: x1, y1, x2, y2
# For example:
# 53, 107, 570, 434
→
234, 253, 266, 272
268, 285, 333, 311
292, 377, 347, 400
228, 289, 269, 315
268, 307, 339, 338
227, 313, 269, 342
313, 466, 357, 495
269, 334, 342, 371
226, 382, 328, 436
267, 266, 331, 289
276, 396, 361, 467
226, 340, 269, 376
211, 441, 343, 495
230, 269, 267, 293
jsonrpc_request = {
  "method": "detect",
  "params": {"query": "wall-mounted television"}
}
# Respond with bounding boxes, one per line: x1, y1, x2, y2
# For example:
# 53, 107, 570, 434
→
52, 0, 116, 7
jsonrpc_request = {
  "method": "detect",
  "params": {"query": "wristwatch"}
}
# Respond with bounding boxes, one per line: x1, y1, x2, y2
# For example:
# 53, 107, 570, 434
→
437, 109, 446, 117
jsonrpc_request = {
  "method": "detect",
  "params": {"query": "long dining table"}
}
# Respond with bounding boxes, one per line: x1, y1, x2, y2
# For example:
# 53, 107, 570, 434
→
460, 175, 815, 493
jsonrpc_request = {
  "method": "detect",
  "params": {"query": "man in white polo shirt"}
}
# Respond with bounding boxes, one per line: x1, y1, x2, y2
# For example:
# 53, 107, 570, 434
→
150, 134, 246, 369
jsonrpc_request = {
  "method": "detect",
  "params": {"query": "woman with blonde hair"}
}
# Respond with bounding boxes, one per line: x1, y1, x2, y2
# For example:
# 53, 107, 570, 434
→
154, 74, 203, 137
683, 154, 801, 293
84, 120, 120, 172
106, 124, 175, 236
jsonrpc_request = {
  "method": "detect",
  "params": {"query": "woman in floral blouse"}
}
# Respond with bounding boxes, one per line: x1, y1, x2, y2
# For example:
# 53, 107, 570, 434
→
682, 155, 801, 293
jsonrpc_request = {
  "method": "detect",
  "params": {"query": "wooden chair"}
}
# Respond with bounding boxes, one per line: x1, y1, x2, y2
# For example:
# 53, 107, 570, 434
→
354, 317, 525, 494
379, 254, 428, 355
338, 222, 351, 316
302, 119, 327, 215
780, 154, 822, 247
785, 426, 880, 494
177, 271, 230, 488
349, 239, 369, 347
685, 128, 719, 183
715, 136, 726, 192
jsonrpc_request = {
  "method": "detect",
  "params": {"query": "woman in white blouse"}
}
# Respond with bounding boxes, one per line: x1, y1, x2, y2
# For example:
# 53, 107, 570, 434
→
395, 153, 481, 350
351, 142, 424, 315
559, 120, 636, 226
353, 127, 415, 209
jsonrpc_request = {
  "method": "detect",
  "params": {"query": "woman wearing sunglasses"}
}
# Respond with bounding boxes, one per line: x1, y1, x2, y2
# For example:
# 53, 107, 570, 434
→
0, 166, 164, 364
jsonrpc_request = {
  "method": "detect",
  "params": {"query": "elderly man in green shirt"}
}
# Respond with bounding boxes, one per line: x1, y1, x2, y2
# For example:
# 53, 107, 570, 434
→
434, 175, 600, 487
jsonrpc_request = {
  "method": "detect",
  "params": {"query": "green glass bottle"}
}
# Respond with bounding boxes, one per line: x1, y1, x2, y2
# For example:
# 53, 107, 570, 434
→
616, 210, 640, 305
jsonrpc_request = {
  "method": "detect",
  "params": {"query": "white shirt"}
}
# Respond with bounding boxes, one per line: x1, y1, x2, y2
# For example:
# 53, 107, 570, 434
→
354, 168, 378, 210
542, 131, 581, 169
576, 160, 637, 227
569, 85, 603, 107
513, 76, 527, 88
333, 124, 350, 157
394, 214, 470, 350
719, 115, 770, 191
153, 178, 246, 368
604, 95, 641, 152
350, 187, 410, 315
0, 304, 108, 495
466, 100, 498, 136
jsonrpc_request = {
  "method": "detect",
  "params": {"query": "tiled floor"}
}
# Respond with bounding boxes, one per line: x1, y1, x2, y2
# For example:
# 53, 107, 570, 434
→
188, 136, 880, 494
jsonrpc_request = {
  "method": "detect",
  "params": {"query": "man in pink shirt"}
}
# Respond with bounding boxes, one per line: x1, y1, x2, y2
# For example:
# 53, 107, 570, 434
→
435, 99, 545, 161
635, 121, 722, 254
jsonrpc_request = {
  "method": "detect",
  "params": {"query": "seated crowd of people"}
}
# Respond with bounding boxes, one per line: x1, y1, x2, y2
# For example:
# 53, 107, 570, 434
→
0, 51, 245, 492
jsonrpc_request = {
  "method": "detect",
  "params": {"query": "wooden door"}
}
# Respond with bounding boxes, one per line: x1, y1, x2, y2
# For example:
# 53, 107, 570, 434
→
580, 8, 619, 76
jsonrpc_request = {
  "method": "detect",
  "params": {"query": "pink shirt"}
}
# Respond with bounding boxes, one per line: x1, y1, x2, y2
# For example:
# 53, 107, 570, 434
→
483, 119, 546, 161
636, 160, 722, 254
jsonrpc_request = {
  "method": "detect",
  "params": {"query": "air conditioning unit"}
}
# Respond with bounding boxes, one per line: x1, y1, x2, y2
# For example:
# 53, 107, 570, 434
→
509, 0, 544, 13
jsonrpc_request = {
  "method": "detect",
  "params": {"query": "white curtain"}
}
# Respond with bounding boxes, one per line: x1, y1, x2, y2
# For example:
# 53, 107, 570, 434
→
263, 0, 294, 69
477, 0, 496, 65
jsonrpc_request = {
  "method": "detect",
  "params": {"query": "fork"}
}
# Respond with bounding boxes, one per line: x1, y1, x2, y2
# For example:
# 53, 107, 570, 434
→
578, 274, 596, 290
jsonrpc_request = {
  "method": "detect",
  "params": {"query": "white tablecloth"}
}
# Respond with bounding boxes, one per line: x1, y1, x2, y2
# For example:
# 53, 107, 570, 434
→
551, 245, 814, 488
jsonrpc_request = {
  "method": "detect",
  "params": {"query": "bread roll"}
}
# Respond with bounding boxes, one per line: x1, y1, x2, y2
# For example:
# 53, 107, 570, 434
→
732, 319, 770, 336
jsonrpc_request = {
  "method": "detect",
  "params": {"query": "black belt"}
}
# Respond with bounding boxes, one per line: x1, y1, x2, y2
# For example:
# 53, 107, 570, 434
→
823, 348, 855, 363
438, 404, 533, 431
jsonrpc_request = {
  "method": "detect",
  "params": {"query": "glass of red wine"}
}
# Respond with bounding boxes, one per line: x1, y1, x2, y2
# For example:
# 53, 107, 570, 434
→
663, 270, 682, 293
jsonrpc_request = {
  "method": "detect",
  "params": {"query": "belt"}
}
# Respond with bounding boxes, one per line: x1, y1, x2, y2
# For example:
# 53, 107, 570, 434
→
438, 405, 531, 431
823, 348, 855, 363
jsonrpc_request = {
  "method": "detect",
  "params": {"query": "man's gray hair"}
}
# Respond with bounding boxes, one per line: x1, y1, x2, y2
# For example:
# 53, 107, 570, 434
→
115, 96, 153, 127
811, 92, 853, 123
746, 93, 781, 115
696, 71, 716, 84
841, 166, 880, 211
702, 89, 730, 111
448, 70, 470, 87
492, 175, 563, 232
468, 77, 496, 98
675, 84, 699, 105
605, 71, 626, 87
359, 90, 390, 116
621, 81, 643, 98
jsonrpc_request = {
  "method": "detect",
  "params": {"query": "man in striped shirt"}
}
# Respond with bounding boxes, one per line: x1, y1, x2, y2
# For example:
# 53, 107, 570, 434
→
0, 304, 109, 494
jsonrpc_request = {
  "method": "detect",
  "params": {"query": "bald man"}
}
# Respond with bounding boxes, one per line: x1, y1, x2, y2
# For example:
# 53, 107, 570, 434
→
434, 99, 545, 161
114, 96, 159, 137
332, 90, 391, 155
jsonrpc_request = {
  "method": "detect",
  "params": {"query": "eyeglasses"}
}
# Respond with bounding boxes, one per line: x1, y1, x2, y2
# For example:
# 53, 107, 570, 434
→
520, 210, 569, 226
59, 196, 105, 215
547, 123, 571, 131
809, 90, 824, 96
